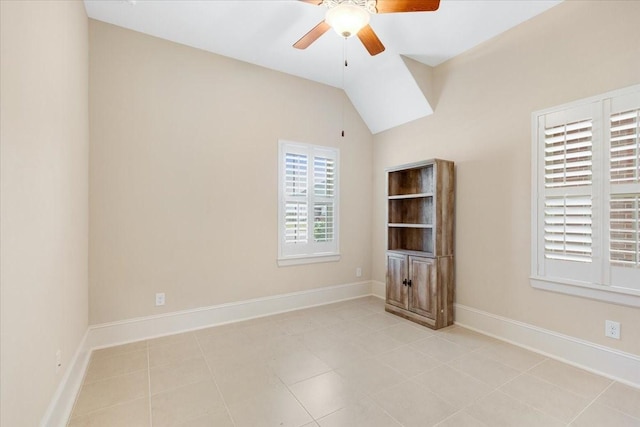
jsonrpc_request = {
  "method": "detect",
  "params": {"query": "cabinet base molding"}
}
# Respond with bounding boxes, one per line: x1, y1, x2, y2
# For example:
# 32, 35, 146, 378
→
385, 303, 437, 329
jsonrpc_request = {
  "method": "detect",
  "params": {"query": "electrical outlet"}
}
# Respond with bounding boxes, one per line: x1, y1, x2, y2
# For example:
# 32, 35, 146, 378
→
55, 350, 62, 373
605, 320, 620, 339
155, 292, 165, 306
356, 267, 362, 277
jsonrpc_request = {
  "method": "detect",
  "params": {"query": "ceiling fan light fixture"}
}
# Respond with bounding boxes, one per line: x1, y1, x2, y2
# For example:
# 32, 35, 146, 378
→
325, 3, 370, 38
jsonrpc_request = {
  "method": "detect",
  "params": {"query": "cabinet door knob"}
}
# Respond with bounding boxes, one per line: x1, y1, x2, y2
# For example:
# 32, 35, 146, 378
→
402, 279, 408, 286
407, 279, 412, 287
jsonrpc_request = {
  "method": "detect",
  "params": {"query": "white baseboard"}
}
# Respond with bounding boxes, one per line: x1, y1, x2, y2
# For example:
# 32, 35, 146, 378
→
85, 280, 374, 350
372, 280, 385, 299
455, 303, 640, 388
48, 282, 638, 426
40, 330, 91, 427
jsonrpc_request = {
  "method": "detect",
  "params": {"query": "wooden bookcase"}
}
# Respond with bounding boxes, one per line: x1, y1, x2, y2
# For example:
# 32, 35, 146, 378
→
385, 159, 455, 329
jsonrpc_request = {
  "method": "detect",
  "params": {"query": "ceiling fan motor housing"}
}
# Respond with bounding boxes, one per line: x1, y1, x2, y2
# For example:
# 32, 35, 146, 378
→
294, 0, 439, 56
325, 3, 371, 38
324, 0, 378, 13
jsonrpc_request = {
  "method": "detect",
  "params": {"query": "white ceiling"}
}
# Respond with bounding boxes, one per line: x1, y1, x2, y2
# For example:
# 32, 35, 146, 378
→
84, 0, 562, 133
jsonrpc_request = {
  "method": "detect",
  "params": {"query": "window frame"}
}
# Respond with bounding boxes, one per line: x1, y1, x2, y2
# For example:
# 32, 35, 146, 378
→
531, 84, 640, 308
277, 140, 340, 266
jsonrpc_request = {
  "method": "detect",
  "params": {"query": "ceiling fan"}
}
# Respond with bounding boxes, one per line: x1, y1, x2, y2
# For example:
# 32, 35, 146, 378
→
293, 0, 441, 56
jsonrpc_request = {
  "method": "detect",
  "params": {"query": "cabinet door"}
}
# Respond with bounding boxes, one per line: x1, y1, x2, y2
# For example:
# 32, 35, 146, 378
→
408, 256, 437, 319
386, 253, 408, 309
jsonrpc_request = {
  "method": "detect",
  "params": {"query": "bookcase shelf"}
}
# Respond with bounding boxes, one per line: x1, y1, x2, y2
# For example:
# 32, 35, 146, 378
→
385, 159, 455, 330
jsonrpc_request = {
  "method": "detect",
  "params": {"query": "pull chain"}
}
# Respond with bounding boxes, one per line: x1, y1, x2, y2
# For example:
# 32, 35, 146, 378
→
341, 38, 348, 138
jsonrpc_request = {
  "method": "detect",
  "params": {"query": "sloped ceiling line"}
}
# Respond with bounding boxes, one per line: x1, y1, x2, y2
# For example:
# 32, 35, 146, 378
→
84, 0, 562, 134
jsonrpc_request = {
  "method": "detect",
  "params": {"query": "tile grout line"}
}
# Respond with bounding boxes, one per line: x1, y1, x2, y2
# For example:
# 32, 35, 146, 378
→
263, 327, 322, 425
68, 350, 151, 422
491, 388, 570, 426
365, 377, 448, 427
81, 364, 149, 386
65, 350, 93, 425
285, 367, 407, 427
68, 399, 150, 422
577, 382, 640, 422
431, 347, 573, 425
453, 347, 589, 425
432, 409, 477, 427
82, 350, 148, 388
284, 301, 397, 424
566, 380, 616, 425
146, 341, 153, 427
524, 356, 550, 372
378, 406, 405, 427
494, 370, 572, 426
146, 334, 230, 396
406, 366, 498, 414
195, 332, 237, 427
283, 381, 317, 425
522, 357, 621, 425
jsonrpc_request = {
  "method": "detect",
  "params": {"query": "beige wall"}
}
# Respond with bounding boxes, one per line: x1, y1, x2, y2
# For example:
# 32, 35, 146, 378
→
89, 21, 373, 324
373, 1, 640, 355
0, 1, 89, 425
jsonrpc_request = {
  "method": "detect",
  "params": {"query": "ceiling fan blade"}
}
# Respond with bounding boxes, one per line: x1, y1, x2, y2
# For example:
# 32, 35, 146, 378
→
357, 25, 385, 56
375, 0, 440, 13
299, 0, 323, 4
293, 21, 331, 49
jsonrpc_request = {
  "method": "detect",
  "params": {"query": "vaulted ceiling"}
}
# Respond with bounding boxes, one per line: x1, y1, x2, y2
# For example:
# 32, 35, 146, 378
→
84, 0, 562, 133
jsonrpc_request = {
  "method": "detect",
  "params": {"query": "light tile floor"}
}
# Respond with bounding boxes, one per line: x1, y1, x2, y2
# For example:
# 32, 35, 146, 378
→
67, 296, 640, 427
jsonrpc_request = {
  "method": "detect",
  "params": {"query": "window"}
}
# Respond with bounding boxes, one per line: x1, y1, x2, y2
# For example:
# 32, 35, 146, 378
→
278, 140, 339, 266
531, 84, 640, 307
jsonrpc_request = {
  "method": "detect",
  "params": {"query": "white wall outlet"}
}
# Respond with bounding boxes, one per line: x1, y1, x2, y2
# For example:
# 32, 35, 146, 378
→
155, 292, 165, 306
356, 267, 362, 277
55, 350, 62, 373
605, 320, 620, 339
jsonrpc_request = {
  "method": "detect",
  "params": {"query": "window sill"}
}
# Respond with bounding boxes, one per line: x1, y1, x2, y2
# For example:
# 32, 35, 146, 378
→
530, 276, 640, 308
277, 254, 341, 267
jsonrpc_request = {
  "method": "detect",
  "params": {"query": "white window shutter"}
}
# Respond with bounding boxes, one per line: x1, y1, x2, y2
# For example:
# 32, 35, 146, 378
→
544, 196, 592, 262
539, 106, 597, 265
609, 195, 639, 267
313, 155, 336, 243
544, 119, 593, 188
607, 93, 640, 291
532, 85, 640, 304
284, 153, 308, 196
285, 202, 308, 244
283, 152, 309, 245
278, 141, 339, 263
610, 109, 639, 185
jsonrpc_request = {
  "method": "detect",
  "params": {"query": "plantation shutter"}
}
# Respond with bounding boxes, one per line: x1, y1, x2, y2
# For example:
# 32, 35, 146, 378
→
544, 119, 593, 189
532, 85, 640, 304
284, 152, 308, 244
544, 196, 592, 262
609, 195, 639, 268
610, 109, 640, 185
536, 103, 600, 282
279, 141, 339, 261
313, 156, 335, 243
607, 93, 640, 290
